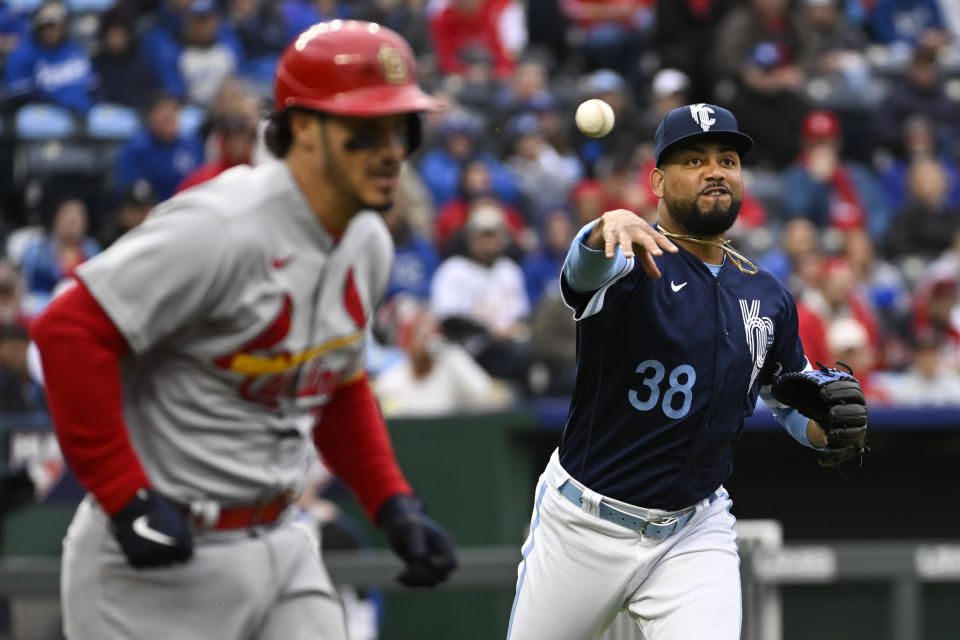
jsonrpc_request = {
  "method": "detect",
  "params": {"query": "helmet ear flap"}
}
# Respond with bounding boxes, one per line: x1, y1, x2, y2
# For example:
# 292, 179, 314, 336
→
407, 112, 423, 153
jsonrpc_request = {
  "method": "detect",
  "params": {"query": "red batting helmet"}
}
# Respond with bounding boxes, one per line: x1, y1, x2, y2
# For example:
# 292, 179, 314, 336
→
274, 20, 439, 117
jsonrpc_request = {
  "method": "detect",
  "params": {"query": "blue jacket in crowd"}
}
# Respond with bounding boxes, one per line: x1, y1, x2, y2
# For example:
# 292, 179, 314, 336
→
21, 235, 101, 302
282, 0, 353, 44
0, 5, 25, 40
4, 36, 95, 113
878, 157, 960, 212
522, 249, 565, 307
114, 130, 204, 201
868, 0, 945, 44
386, 235, 440, 301
418, 150, 521, 209
781, 161, 893, 241
140, 9, 244, 100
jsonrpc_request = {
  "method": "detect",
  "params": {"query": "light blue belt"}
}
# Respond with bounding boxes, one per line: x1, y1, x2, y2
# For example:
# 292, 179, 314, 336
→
557, 480, 711, 539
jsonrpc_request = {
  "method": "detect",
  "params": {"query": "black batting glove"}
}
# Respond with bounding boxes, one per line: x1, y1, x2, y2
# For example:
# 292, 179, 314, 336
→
109, 488, 193, 569
377, 493, 457, 588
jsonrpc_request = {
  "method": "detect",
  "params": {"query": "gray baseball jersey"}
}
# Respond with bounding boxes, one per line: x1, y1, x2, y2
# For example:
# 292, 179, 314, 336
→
76, 159, 392, 506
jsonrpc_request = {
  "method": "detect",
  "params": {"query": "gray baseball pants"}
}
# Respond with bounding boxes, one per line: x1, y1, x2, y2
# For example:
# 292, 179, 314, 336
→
61, 496, 348, 640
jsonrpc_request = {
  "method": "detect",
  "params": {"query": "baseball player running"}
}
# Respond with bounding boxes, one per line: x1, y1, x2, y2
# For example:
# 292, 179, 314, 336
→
507, 104, 868, 640
30, 21, 456, 640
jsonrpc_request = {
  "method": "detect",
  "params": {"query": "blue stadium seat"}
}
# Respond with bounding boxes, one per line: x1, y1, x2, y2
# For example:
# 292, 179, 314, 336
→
179, 103, 205, 138
8, 0, 43, 14
86, 102, 140, 140
14, 104, 77, 139
19, 142, 99, 171
65, 0, 116, 11
14, 142, 102, 182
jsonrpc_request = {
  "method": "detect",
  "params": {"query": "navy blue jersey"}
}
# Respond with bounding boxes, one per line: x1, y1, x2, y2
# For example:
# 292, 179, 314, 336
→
559, 243, 807, 511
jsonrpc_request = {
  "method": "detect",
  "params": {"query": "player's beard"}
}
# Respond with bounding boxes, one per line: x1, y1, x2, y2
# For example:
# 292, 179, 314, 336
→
355, 186, 395, 213
665, 187, 741, 237
321, 126, 397, 213
361, 162, 400, 212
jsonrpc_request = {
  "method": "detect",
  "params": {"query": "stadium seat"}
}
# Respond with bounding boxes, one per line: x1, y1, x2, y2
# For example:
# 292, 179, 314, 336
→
7, 0, 43, 14
16, 142, 100, 178
65, 0, 116, 11
86, 103, 140, 140
14, 104, 77, 140
179, 103, 205, 137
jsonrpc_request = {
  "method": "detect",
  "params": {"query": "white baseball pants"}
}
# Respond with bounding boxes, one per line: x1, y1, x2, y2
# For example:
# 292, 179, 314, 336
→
60, 496, 348, 640
507, 449, 741, 640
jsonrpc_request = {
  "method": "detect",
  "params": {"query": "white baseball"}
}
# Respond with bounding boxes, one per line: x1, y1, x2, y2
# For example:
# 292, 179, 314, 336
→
575, 98, 615, 138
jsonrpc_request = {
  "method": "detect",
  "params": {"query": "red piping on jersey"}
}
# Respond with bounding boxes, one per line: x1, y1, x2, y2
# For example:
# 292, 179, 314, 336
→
313, 374, 412, 520
29, 282, 149, 515
213, 294, 293, 369
343, 269, 367, 329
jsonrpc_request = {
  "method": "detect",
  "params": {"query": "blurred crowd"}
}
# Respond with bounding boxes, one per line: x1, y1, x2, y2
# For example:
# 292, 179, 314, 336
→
1, 0, 960, 418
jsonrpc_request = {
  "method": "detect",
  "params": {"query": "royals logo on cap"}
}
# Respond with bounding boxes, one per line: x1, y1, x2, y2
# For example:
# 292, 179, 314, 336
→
654, 103, 753, 166
690, 104, 716, 132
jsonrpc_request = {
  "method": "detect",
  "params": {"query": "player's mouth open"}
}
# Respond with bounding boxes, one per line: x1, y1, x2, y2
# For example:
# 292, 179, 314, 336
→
700, 187, 729, 198
369, 169, 399, 187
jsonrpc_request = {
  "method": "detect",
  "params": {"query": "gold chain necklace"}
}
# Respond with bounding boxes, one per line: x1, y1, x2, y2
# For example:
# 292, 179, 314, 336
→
657, 224, 758, 275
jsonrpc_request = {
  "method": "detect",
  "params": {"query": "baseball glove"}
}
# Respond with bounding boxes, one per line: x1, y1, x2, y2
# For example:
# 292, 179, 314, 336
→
771, 362, 868, 467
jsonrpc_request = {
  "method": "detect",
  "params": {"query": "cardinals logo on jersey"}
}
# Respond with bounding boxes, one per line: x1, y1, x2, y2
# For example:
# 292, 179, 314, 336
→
213, 271, 369, 408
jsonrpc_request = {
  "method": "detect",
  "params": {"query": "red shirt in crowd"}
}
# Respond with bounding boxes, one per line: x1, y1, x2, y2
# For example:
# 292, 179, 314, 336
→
429, 0, 515, 78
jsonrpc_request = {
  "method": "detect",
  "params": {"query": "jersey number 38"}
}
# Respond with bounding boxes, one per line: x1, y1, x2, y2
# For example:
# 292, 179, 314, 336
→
628, 359, 696, 419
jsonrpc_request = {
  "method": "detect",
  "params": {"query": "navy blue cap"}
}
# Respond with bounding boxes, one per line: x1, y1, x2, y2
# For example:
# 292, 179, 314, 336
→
654, 104, 753, 166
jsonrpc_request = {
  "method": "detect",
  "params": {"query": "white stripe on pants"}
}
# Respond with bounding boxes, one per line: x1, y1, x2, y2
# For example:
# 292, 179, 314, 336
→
507, 449, 741, 640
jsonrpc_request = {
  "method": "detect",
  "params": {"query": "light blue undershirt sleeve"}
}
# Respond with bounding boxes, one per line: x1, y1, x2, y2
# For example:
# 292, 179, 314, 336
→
562, 221, 629, 293
759, 358, 823, 450
772, 406, 820, 449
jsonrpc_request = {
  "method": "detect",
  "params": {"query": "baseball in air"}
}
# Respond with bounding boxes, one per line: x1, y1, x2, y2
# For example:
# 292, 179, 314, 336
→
575, 98, 615, 138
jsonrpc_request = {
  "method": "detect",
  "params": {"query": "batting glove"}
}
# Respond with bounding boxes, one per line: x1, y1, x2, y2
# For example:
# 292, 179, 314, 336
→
110, 488, 193, 569
377, 493, 457, 588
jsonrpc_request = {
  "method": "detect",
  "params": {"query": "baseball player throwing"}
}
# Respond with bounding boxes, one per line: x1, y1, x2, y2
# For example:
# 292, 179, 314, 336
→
507, 104, 868, 640
30, 21, 456, 640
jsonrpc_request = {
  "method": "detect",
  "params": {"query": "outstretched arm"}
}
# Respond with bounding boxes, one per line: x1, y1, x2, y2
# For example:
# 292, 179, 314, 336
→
564, 209, 678, 295
585, 209, 678, 279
